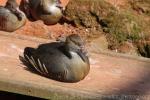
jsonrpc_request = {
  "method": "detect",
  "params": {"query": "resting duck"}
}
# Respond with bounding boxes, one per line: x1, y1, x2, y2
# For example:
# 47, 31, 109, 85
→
20, 0, 63, 25
0, 0, 26, 32
23, 34, 90, 82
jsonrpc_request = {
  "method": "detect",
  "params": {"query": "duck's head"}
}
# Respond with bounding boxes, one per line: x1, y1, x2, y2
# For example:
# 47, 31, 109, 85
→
38, 0, 63, 25
65, 34, 87, 54
5, 0, 25, 20
5, 0, 19, 10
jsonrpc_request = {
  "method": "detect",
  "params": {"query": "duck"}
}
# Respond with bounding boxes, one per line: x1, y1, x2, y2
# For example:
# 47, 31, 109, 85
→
0, 0, 26, 32
23, 34, 90, 82
20, 0, 63, 25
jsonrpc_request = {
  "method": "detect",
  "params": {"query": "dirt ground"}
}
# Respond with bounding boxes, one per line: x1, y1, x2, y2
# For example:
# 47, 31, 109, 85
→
0, 0, 71, 39
0, 0, 127, 39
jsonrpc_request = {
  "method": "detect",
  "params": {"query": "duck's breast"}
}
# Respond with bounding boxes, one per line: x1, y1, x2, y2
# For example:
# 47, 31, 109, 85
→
66, 51, 90, 81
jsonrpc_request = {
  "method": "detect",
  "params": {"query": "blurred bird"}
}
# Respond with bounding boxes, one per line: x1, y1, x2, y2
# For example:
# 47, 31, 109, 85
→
22, 34, 90, 82
20, 0, 63, 25
0, 0, 26, 32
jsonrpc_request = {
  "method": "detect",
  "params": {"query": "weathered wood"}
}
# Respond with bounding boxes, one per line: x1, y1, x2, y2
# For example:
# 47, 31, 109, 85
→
0, 32, 150, 99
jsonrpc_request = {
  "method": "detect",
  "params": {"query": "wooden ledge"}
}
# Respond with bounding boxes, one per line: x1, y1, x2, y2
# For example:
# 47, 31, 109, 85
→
0, 32, 150, 99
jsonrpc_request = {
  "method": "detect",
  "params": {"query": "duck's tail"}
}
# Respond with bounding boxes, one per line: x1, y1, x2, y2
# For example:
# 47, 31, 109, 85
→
23, 47, 49, 76
23, 47, 37, 71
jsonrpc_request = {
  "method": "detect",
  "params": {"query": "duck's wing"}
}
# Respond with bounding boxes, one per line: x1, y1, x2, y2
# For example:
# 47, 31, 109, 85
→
59, 45, 89, 62
38, 42, 64, 50
23, 42, 65, 75
24, 47, 49, 76
23, 47, 39, 71
24, 47, 36, 58
57, 45, 73, 59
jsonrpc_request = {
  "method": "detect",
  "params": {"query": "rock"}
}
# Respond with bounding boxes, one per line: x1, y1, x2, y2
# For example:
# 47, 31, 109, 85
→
118, 41, 139, 56
130, 0, 150, 16
15, 21, 50, 38
64, 0, 116, 28
88, 35, 108, 53
137, 41, 150, 58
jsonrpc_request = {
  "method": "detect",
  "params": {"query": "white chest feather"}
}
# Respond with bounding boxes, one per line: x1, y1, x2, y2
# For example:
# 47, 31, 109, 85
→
48, 5, 61, 14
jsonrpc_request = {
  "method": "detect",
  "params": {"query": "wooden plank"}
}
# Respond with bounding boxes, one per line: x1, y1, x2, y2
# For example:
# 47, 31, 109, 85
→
0, 32, 150, 99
